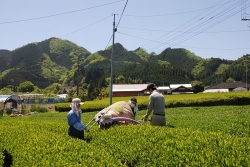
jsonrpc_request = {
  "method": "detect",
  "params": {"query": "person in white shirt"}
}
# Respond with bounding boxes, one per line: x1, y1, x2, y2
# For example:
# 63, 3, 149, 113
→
143, 83, 166, 126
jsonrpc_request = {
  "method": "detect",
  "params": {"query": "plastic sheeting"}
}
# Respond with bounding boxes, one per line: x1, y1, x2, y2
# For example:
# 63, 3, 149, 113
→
94, 101, 135, 124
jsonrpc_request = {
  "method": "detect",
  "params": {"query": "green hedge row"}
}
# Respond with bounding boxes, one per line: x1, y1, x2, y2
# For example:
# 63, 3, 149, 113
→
55, 92, 250, 112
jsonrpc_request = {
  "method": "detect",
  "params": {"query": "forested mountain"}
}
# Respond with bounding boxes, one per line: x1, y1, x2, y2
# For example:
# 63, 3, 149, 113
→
0, 49, 10, 57
0, 38, 90, 88
0, 37, 249, 100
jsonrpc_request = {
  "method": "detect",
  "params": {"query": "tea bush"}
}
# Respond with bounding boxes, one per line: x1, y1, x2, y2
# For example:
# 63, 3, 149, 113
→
0, 105, 250, 166
30, 105, 49, 113
55, 92, 250, 112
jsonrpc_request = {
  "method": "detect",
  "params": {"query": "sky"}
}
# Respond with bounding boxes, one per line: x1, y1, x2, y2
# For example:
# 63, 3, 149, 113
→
1, 0, 250, 60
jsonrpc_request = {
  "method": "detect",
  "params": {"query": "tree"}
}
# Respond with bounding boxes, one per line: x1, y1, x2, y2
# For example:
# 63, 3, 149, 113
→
191, 80, 204, 93
226, 77, 235, 83
115, 75, 126, 84
17, 81, 35, 92
6, 85, 17, 92
44, 83, 62, 94
150, 52, 156, 56
0, 87, 13, 94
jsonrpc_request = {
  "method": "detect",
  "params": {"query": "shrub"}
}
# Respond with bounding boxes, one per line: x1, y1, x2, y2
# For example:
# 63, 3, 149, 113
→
54, 92, 250, 112
5, 108, 12, 115
30, 105, 49, 113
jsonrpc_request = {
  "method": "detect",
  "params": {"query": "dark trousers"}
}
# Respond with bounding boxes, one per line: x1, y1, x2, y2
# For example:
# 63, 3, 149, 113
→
68, 126, 84, 140
151, 115, 166, 126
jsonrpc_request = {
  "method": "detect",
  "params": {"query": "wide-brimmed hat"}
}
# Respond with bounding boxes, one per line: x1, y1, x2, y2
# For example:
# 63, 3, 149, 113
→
72, 98, 84, 105
147, 83, 157, 90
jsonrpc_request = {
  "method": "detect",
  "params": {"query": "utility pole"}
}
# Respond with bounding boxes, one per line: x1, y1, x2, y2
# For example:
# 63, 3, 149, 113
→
77, 56, 80, 97
241, 0, 249, 89
245, 60, 248, 90
110, 14, 116, 105
241, 0, 250, 21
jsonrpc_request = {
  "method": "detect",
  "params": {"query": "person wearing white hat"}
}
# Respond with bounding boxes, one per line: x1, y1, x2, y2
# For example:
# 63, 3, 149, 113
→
67, 98, 89, 139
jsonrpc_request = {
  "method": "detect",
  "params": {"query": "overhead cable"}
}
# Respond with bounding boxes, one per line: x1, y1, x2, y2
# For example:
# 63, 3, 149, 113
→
169, 3, 250, 49
147, 0, 231, 51
117, 31, 250, 51
60, 15, 111, 37
122, 0, 234, 18
119, 26, 250, 33
0, 0, 125, 25
143, 0, 227, 49
104, 0, 128, 50
116, 0, 128, 28
105, 35, 114, 50
147, 0, 246, 52
156, 2, 250, 52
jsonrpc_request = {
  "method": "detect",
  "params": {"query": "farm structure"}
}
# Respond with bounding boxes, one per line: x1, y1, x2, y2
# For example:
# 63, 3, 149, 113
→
204, 81, 250, 92
169, 84, 193, 94
2, 95, 24, 113
112, 84, 148, 97
112, 84, 191, 97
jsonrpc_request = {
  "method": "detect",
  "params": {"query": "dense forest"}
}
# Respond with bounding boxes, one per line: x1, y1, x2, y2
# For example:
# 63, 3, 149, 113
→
0, 37, 249, 100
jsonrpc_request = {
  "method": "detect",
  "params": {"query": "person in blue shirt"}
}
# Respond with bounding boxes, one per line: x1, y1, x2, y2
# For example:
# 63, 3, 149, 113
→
67, 98, 89, 140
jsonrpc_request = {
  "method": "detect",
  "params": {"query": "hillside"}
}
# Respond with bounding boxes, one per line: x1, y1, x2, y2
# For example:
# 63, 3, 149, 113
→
0, 38, 91, 88
0, 37, 249, 99
157, 47, 202, 72
0, 49, 10, 57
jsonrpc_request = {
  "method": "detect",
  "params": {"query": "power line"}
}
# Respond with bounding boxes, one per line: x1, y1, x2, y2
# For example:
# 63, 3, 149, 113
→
60, 15, 111, 38
105, 35, 113, 50
119, 26, 250, 33
116, 0, 128, 28
148, 0, 235, 51
241, 0, 250, 20
142, 0, 227, 50
117, 31, 250, 51
104, 0, 129, 50
117, 31, 163, 43
0, 0, 125, 25
147, 1, 249, 53
167, 3, 250, 50
121, 0, 235, 17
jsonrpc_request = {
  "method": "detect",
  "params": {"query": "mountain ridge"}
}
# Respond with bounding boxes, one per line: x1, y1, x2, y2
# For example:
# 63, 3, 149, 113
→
0, 37, 249, 92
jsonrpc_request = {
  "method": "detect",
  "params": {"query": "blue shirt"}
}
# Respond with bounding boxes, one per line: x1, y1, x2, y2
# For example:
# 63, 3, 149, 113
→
67, 110, 86, 131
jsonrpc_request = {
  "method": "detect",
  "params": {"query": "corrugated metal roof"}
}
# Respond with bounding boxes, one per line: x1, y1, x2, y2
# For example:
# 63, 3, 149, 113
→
113, 84, 187, 92
157, 86, 170, 90
170, 84, 192, 89
113, 84, 148, 92
203, 89, 229, 93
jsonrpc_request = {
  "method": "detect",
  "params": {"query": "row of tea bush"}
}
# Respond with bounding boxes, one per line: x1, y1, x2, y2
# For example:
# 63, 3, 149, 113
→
55, 92, 250, 112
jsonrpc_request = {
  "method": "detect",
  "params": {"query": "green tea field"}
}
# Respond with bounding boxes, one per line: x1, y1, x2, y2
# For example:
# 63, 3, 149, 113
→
1, 104, 250, 166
